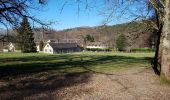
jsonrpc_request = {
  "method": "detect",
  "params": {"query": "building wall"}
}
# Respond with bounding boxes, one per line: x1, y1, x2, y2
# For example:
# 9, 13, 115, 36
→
54, 48, 81, 53
8, 43, 15, 52
3, 49, 8, 52
43, 43, 83, 54
86, 45, 107, 49
37, 45, 40, 52
43, 43, 54, 54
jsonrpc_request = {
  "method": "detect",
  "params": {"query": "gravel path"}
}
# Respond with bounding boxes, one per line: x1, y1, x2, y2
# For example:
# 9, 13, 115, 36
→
53, 67, 170, 100
0, 67, 170, 100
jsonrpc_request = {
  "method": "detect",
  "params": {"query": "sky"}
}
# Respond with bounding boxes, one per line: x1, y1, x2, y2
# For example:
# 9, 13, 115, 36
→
30, 0, 148, 30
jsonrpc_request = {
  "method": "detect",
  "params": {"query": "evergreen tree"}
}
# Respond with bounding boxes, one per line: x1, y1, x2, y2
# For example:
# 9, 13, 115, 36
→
85, 34, 95, 42
17, 16, 37, 53
116, 33, 126, 51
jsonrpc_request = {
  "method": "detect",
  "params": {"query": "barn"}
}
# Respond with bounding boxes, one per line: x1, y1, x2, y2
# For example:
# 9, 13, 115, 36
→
43, 42, 82, 54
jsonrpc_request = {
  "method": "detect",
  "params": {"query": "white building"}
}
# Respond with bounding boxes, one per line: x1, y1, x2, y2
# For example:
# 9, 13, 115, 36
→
3, 42, 15, 52
43, 42, 82, 54
43, 43, 53, 54
36, 45, 40, 52
47, 39, 58, 43
86, 42, 108, 49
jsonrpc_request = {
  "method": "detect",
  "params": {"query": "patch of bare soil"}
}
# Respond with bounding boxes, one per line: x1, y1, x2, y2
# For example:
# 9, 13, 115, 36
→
0, 67, 170, 100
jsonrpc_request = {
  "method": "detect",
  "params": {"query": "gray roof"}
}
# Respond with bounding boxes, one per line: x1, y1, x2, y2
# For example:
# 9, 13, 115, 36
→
49, 42, 78, 50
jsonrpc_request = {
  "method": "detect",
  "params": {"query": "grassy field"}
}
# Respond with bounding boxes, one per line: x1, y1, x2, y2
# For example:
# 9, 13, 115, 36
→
3, 52, 170, 100
0, 52, 154, 79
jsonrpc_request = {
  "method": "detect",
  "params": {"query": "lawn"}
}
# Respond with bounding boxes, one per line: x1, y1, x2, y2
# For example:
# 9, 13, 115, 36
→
0, 52, 154, 79
3, 52, 170, 100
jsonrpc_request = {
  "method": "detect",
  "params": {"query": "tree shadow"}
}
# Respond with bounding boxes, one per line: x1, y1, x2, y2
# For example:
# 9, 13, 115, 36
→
0, 71, 91, 100
0, 54, 153, 99
0, 54, 152, 79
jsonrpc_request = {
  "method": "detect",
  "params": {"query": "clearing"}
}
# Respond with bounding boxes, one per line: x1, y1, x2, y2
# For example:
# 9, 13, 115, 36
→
0, 52, 170, 100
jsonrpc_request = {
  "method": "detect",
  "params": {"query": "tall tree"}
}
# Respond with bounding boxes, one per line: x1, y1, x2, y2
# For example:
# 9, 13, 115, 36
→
147, 0, 164, 75
0, 0, 47, 43
17, 16, 37, 53
161, 0, 170, 80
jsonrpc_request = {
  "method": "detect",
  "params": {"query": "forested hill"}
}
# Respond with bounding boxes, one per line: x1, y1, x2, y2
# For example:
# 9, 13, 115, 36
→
34, 21, 156, 49
0, 21, 157, 49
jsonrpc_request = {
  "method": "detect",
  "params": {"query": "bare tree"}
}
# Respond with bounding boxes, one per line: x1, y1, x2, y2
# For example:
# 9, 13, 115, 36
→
0, 0, 46, 28
0, 0, 51, 43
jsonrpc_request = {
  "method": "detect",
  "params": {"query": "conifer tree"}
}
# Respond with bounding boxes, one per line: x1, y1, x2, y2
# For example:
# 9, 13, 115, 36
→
116, 33, 126, 51
17, 16, 37, 53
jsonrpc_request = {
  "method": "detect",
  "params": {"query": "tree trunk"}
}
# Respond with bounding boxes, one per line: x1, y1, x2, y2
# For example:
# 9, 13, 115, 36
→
161, 0, 170, 80
153, 3, 163, 76
153, 26, 162, 75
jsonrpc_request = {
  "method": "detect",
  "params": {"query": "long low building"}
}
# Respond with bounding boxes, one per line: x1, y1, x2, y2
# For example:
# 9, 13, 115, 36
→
86, 42, 108, 49
43, 42, 82, 54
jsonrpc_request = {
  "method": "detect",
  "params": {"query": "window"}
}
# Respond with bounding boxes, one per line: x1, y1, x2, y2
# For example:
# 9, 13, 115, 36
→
47, 45, 49, 47
45, 49, 47, 52
50, 49, 51, 52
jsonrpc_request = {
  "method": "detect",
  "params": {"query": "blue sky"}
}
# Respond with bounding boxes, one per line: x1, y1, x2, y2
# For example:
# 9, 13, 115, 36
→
31, 0, 148, 30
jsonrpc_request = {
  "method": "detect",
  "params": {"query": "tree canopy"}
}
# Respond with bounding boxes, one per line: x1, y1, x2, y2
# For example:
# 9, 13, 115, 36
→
0, 0, 45, 28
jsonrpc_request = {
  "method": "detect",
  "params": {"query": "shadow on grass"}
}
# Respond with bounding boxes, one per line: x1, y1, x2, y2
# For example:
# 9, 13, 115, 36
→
0, 71, 91, 100
0, 54, 153, 99
0, 54, 152, 79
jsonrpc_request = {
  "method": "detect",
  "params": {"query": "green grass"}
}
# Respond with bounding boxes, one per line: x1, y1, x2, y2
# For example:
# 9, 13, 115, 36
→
0, 52, 154, 79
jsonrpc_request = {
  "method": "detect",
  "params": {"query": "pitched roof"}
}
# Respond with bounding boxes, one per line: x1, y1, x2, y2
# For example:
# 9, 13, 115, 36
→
46, 39, 79, 43
49, 42, 78, 50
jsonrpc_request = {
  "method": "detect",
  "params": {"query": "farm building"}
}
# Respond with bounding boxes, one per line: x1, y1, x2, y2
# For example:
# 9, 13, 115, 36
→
36, 44, 40, 52
0, 42, 8, 52
86, 42, 108, 49
47, 39, 58, 43
2, 42, 15, 52
0, 35, 16, 52
43, 42, 82, 54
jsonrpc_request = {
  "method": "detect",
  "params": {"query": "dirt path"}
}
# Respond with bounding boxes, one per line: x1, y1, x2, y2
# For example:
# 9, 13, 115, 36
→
0, 67, 170, 100
50, 67, 170, 100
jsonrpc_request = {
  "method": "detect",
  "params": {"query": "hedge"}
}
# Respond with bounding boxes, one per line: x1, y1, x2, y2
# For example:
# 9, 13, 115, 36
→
130, 48, 155, 52
86, 48, 112, 52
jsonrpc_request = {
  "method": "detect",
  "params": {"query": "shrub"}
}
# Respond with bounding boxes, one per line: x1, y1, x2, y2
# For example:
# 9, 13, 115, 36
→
86, 48, 112, 52
84, 34, 95, 42
130, 48, 155, 52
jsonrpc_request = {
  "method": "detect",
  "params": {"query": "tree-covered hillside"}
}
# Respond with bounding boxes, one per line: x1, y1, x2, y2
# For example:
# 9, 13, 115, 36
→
33, 21, 156, 49
0, 21, 157, 50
